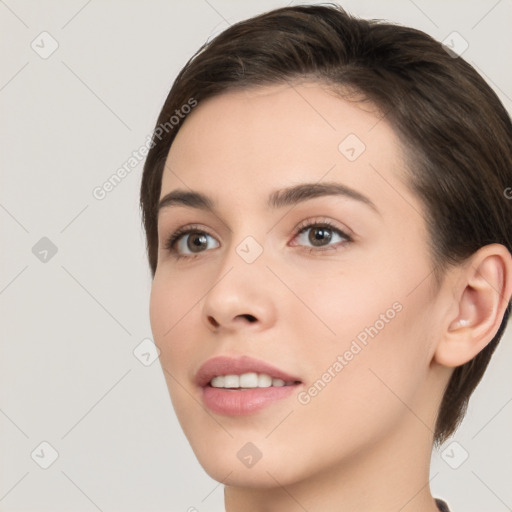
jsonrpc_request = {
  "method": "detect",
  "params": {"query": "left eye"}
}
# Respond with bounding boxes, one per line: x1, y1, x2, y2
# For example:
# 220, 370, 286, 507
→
292, 222, 351, 250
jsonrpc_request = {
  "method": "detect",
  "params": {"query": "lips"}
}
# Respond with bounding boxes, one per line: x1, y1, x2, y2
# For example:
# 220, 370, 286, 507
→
195, 355, 303, 415
195, 355, 302, 388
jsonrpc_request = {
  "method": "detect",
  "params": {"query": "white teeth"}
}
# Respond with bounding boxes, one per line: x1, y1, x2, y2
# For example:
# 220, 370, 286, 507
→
239, 372, 258, 388
223, 375, 240, 388
210, 376, 224, 388
258, 374, 272, 387
209, 372, 296, 389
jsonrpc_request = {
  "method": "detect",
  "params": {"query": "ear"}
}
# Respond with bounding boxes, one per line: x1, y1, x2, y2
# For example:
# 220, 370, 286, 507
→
434, 244, 512, 368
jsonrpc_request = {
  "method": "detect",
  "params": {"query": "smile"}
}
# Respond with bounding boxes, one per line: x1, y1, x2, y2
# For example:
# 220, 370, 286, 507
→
210, 372, 298, 389
196, 355, 302, 415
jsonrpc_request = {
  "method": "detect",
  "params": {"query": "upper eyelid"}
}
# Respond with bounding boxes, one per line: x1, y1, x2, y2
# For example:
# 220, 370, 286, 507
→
295, 217, 353, 237
166, 218, 346, 236
166, 218, 352, 249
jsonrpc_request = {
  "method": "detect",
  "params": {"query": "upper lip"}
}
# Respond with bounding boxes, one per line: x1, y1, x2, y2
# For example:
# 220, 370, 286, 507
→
195, 355, 302, 387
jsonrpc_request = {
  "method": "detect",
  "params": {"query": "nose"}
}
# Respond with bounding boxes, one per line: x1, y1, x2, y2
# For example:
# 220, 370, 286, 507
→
201, 238, 278, 333
206, 312, 258, 328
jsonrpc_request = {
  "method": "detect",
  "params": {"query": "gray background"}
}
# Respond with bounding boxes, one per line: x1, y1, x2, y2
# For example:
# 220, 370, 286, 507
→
1, 0, 511, 511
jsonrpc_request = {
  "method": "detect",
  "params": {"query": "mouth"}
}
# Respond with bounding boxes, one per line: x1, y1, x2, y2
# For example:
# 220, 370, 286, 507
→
196, 355, 302, 415
209, 372, 300, 389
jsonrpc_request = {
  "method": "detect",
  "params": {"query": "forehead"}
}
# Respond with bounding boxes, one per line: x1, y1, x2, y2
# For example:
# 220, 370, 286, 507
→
166, 81, 391, 166
160, 81, 418, 219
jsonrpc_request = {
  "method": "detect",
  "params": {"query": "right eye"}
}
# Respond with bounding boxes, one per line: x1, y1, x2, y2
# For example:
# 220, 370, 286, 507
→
164, 224, 220, 260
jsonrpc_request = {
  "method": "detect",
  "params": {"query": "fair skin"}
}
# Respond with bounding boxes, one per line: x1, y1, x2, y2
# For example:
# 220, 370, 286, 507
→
149, 81, 512, 512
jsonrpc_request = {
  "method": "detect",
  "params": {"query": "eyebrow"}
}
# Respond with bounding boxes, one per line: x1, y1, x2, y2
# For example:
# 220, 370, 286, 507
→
157, 181, 379, 217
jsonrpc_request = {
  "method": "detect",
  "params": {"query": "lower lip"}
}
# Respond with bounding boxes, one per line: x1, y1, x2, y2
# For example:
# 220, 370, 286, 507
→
202, 385, 300, 416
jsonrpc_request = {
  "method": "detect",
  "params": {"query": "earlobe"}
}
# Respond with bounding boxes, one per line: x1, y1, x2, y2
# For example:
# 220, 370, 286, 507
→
434, 244, 512, 368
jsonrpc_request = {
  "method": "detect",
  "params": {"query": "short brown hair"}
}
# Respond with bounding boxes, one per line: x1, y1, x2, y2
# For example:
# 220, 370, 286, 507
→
140, 3, 512, 445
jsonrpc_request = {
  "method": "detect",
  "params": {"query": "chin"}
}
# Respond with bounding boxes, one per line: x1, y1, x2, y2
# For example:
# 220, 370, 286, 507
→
198, 454, 299, 488
183, 430, 312, 489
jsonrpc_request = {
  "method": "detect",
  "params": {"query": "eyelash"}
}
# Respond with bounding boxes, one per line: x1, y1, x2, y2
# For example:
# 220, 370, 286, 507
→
163, 218, 352, 261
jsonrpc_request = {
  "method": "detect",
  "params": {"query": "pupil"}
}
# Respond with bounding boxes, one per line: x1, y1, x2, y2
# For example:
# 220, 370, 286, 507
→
310, 227, 332, 246
189, 233, 207, 252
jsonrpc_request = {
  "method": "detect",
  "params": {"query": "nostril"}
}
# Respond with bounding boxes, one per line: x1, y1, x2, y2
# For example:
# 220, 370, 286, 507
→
208, 316, 220, 327
208, 314, 257, 327
240, 314, 257, 323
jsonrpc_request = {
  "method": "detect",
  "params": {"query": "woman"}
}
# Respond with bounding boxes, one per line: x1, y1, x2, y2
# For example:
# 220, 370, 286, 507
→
140, 4, 512, 511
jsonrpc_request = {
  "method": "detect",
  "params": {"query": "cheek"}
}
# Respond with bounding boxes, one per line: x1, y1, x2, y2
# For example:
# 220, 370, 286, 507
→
284, 304, 433, 470
286, 265, 403, 348
291, 257, 435, 405
149, 277, 203, 423
149, 274, 199, 368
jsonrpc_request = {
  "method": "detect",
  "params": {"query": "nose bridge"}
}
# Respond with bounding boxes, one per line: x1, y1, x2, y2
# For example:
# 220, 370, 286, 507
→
217, 213, 269, 272
201, 227, 276, 330
213, 229, 268, 296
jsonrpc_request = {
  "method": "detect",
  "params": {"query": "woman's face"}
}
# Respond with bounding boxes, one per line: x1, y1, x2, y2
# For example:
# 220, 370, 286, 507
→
150, 81, 451, 487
